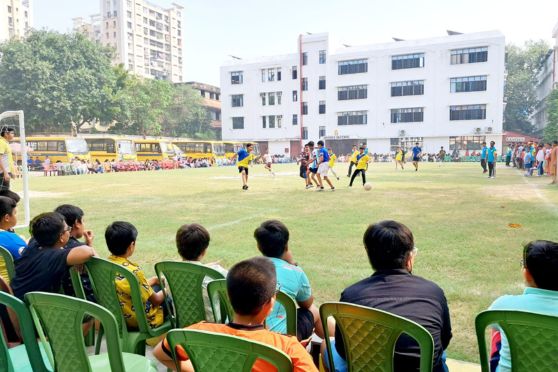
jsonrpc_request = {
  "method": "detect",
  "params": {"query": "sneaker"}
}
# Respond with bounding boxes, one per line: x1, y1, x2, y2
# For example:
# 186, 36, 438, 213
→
336, 177, 340, 180
316, 187, 324, 192
242, 185, 248, 190
331, 187, 335, 191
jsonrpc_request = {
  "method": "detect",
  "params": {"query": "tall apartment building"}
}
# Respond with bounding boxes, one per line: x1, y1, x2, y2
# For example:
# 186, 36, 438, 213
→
531, 20, 558, 133
0, 0, 32, 42
184, 82, 222, 138
220, 31, 505, 157
75, 0, 184, 83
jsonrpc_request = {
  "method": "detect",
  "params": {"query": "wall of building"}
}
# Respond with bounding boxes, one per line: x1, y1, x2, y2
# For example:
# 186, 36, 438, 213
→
221, 31, 505, 154
0, 0, 32, 42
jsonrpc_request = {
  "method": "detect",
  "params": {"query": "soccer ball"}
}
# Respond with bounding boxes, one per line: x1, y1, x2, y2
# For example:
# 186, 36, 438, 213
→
364, 183, 372, 191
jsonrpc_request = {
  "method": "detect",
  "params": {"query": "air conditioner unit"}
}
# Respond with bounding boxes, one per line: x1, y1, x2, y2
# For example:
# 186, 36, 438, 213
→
474, 127, 482, 134
399, 130, 406, 137
485, 127, 493, 134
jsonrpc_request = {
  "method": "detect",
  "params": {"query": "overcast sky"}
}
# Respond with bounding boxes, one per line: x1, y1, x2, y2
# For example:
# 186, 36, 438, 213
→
33, 0, 558, 85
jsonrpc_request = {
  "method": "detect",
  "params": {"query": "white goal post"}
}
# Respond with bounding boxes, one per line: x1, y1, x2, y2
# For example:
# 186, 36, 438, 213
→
0, 110, 30, 228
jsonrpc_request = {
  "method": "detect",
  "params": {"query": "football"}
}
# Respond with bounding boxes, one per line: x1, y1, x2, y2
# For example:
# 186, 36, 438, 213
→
364, 183, 372, 191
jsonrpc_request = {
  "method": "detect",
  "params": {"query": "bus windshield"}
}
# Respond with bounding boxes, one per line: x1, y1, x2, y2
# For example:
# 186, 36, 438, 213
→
66, 139, 89, 154
117, 140, 135, 154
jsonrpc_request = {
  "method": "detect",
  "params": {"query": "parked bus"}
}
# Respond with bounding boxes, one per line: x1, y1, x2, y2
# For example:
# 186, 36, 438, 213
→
134, 139, 178, 161
23, 136, 90, 163
84, 137, 137, 162
172, 140, 214, 161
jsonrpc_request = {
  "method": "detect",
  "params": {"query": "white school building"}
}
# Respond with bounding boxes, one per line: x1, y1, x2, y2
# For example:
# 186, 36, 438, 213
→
220, 31, 505, 157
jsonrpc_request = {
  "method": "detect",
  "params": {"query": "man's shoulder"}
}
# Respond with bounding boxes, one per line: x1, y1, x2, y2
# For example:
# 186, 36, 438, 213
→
342, 273, 445, 299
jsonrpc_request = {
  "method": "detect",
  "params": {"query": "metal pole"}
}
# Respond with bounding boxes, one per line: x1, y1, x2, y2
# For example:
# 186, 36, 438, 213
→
18, 111, 30, 227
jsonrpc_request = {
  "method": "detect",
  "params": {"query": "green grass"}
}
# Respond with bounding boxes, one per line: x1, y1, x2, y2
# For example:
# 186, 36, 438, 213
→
12, 162, 558, 362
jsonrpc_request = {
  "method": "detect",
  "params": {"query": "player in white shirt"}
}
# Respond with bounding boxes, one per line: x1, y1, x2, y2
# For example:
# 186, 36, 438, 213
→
263, 152, 275, 177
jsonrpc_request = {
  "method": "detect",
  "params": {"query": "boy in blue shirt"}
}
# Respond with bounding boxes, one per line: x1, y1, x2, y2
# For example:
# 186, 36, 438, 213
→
254, 220, 324, 341
487, 141, 497, 178
481, 142, 488, 173
411, 142, 422, 171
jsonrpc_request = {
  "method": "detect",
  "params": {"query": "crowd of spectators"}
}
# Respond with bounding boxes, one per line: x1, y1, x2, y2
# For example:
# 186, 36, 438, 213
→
0, 189, 556, 371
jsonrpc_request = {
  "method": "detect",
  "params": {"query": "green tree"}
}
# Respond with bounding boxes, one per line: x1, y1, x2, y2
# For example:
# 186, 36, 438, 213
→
544, 88, 558, 142
161, 84, 213, 138
0, 31, 116, 133
504, 40, 550, 134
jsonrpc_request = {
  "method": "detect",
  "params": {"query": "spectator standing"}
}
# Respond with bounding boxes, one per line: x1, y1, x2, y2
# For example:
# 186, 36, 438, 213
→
0, 127, 15, 190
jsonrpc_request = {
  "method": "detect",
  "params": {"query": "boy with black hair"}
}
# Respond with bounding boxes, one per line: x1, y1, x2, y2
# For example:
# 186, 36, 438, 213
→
324, 220, 452, 372
349, 146, 369, 187
234, 143, 255, 190
316, 140, 335, 191
488, 240, 558, 372
254, 220, 324, 341
0, 196, 26, 282
0, 127, 15, 191
152, 257, 318, 372
175, 223, 227, 320
106, 221, 164, 328
54, 204, 96, 301
307, 141, 319, 188
11, 212, 96, 300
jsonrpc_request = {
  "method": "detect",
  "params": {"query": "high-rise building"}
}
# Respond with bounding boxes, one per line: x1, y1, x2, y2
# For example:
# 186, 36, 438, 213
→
0, 0, 32, 42
531, 20, 558, 133
183, 82, 222, 138
220, 31, 505, 156
75, 0, 184, 83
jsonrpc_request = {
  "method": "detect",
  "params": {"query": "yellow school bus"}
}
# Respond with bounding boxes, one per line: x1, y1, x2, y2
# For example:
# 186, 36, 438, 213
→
84, 137, 137, 162
23, 136, 90, 163
134, 139, 177, 161
172, 140, 214, 160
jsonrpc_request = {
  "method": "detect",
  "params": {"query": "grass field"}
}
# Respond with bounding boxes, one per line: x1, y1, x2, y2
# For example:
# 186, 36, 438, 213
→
12, 161, 558, 362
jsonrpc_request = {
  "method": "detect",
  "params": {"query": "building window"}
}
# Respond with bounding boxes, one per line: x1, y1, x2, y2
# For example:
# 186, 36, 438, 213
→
268, 92, 275, 105
391, 80, 424, 96
319, 50, 326, 64
302, 127, 308, 140
302, 102, 308, 115
319, 76, 326, 90
392, 53, 425, 70
232, 117, 244, 129
319, 126, 326, 137
302, 52, 308, 65
277, 68, 282, 81
337, 111, 368, 125
451, 47, 488, 64
7, 5, 12, 12
277, 92, 282, 105
450, 76, 487, 93
231, 94, 243, 107
260, 93, 266, 106
449, 136, 487, 151
338, 85, 368, 100
268, 69, 275, 82
450, 104, 486, 120
268, 115, 276, 128
292, 114, 298, 125
319, 101, 326, 114
277, 115, 282, 128
391, 107, 424, 123
230, 71, 243, 84
302, 78, 308, 91
262, 116, 266, 128
338, 59, 368, 75
292, 66, 297, 79
292, 90, 298, 102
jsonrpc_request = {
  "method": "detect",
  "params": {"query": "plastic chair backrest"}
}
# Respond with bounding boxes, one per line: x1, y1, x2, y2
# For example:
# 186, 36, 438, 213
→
320, 302, 434, 372
154, 261, 225, 328
25, 292, 126, 372
206, 279, 234, 324
475, 310, 558, 372
84, 257, 149, 336
0, 291, 49, 372
207, 279, 297, 336
0, 246, 15, 283
166, 329, 292, 372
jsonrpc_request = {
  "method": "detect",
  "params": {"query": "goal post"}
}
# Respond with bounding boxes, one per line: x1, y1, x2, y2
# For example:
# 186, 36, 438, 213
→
0, 110, 30, 228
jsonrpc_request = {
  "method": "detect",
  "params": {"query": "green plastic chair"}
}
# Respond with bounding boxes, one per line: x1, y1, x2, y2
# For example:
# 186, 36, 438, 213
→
154, 261, 225, 328
206, 279, 298, 336
0, 291, 50, 372
320, 302, 434, 372
0, 246, 15, 283
69, 267, 95, 347
475, 310, 558, 372
83, 257, 171, 355
166, 329, 292, 371
25, 292, 157, 372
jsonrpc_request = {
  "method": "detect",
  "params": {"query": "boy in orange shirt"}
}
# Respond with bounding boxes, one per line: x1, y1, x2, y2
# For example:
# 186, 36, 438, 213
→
153, 257, 317, 372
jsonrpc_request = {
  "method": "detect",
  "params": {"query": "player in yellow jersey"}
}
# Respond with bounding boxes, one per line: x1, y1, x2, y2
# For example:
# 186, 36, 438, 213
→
234, 143, 256, 190
349, 146, 370, 187
327, 148, 340, 180
395, 146, 404, 170
347, 145, 358, 177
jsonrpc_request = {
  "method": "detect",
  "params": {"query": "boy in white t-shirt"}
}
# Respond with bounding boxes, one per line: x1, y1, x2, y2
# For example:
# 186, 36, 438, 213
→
263, 152, 275, 177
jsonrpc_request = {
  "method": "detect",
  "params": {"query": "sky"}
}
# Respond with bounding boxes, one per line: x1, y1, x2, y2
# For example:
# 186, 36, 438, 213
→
33, 0, 558, 86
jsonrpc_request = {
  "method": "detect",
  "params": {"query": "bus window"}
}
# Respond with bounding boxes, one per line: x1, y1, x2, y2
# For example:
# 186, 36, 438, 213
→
66, 139, 88, 154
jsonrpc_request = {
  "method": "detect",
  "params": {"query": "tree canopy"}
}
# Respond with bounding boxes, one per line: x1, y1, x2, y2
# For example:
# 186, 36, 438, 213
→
0, 30, 213, 138
544, 88, 558, 142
